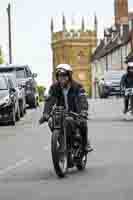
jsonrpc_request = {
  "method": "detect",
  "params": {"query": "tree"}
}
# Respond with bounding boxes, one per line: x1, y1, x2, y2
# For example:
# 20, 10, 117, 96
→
37, 85, 46, 102
0, 47, 4, 64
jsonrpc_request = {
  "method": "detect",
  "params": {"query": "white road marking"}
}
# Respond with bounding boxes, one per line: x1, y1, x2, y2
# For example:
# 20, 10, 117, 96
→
0, 145, 50, 176
0, 158, 31, 176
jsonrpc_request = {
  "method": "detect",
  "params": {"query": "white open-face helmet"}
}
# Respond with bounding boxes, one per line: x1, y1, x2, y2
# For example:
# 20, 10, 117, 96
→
56, 64, 72, 72
128, 62, 133, 67
127, 62, 133, 73
56, 64, 73, 80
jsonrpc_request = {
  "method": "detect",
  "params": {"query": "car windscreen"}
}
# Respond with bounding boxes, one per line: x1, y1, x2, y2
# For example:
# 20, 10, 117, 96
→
16, 68, 25, 79
0, 67, 25, 79
0, 76, 8, 90
104, 72, 124, 81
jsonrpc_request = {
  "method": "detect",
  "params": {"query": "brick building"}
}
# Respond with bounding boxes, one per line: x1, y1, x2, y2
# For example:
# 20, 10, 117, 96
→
91, 0, 133, 98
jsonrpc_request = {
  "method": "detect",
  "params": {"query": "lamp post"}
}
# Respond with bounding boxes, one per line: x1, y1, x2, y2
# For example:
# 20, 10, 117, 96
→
7, 3, 12, 64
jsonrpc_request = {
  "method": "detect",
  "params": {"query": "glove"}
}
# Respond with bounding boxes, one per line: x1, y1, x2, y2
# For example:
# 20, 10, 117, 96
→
39, 114, 49, 125
80, 110, 88, 119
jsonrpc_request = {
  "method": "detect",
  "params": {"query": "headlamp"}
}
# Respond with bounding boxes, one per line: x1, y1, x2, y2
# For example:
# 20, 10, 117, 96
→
0, 95, 11, 106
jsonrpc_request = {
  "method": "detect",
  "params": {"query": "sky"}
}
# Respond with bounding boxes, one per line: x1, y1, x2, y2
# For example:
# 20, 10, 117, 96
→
0, 0, 132, 89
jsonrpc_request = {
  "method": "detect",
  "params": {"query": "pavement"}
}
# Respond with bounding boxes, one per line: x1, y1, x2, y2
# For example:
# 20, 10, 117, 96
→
0, 98, 133, 200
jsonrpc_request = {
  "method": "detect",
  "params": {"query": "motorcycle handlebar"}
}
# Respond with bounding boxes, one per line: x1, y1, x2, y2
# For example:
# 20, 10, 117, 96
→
69, 111, 88, 120
49, 108, 88, 120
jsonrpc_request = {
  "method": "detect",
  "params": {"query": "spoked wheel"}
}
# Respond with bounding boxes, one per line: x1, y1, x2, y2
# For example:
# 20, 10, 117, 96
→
76, 153, 87, 171
51, 129, 67, 178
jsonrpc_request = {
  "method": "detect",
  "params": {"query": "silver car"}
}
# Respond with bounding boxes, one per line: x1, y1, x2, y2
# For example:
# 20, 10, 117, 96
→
3, 73, 26, 117
98, 70, 125, 98
0, 74, 20, 125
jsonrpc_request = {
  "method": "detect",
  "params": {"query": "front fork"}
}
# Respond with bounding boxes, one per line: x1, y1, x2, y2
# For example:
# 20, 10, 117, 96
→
130, 95, 133, 112
63, 125, 68, 153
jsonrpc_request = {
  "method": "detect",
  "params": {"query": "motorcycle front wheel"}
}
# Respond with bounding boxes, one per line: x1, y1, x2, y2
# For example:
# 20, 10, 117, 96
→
51, 129, 68, 178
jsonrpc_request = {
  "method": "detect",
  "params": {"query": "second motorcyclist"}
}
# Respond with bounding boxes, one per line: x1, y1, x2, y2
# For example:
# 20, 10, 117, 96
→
120, 62, 133, 114
39, 63, 93, 153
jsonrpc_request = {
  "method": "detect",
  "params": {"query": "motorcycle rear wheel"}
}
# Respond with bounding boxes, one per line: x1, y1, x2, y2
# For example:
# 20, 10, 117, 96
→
51, 129, 68, 178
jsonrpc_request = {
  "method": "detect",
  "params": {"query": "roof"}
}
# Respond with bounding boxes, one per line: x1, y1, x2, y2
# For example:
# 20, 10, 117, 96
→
91, 40, 105, 61
91, 26, 132, 61
92, 33, 120, 60
101, 34, 120, 57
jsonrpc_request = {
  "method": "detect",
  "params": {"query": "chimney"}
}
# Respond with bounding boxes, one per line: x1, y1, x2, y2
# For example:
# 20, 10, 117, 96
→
129, 12, 133, 31
114, 0, 128, 25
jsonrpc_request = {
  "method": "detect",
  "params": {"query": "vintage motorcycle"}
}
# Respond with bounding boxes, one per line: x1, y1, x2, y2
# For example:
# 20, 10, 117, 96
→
48, 106, 88, 178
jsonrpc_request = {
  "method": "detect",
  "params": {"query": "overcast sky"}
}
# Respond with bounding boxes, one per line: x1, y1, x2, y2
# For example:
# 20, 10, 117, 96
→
0, 0, 132, 88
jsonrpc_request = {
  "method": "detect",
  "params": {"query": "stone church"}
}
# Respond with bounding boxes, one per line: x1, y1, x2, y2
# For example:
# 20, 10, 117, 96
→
50, 15, 97, 96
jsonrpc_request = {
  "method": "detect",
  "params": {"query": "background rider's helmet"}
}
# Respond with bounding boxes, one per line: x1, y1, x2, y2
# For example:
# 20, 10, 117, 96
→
127, 62, 133, 73
56, 64, 73, 80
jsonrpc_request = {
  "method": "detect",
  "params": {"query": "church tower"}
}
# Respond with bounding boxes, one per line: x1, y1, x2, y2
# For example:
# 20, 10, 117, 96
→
51, 15, 97, 96
114, 0, 128, 25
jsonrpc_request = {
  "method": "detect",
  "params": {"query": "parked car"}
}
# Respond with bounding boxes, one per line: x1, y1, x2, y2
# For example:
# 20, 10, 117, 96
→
98, 70, 125, 98
3, 73, 26, 117
0, 64, 39, 108
0, 74, 20, 125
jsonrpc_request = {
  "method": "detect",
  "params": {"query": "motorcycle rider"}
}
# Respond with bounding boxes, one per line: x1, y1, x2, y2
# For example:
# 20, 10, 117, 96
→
120, 62, 133, 114
39, 63, 93, 153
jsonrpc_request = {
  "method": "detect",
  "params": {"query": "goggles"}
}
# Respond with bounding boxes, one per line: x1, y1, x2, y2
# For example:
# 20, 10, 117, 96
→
56, 71, 69, 78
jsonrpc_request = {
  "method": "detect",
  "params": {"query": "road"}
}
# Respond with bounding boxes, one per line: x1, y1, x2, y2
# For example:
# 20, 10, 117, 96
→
0, 98, 133, 200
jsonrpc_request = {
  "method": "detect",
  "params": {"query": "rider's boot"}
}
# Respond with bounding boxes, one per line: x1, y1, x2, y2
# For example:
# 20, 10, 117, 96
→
82, 125, 93, 153
84, 139, 93, 153
86, 139, 94, 153
123, 107, 128, 114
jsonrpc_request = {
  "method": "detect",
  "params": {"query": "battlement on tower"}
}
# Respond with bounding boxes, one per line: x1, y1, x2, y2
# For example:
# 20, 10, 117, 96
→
52, 29, 97, 43
50, 14, 98, 45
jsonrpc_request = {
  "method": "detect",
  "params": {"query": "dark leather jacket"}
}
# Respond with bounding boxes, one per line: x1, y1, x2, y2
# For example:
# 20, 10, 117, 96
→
120, 73, 133, 89
43, 80, 88, 115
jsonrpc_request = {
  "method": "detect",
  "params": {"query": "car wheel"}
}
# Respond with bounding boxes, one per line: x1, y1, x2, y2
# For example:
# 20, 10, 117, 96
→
20, 101, 24, 117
